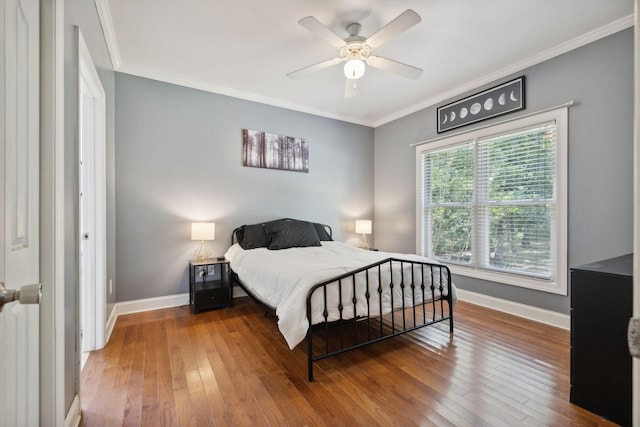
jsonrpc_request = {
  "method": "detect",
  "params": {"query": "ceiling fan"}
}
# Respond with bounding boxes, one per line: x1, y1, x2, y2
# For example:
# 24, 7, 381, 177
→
287, 9, 423, 99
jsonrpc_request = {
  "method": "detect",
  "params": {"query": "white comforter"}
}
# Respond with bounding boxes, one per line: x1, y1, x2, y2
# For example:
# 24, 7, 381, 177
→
224, 241, 456, 349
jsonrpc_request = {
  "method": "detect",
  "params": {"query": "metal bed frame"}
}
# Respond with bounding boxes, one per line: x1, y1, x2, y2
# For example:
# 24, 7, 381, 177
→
230, 219, 454, 381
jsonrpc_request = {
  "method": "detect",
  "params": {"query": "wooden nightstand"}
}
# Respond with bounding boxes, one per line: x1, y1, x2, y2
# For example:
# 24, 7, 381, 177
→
189, 258, 231, 313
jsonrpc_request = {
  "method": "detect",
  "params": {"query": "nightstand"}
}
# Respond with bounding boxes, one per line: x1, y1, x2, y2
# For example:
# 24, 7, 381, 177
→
189, 258, 231, 313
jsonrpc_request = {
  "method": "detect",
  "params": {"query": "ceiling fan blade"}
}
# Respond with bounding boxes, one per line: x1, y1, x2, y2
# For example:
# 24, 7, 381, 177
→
367, 56, 422, 79
287, 57, 341, 79
344, 78, 358, 99
298, 16, 346, 49
365, 9, 421, 49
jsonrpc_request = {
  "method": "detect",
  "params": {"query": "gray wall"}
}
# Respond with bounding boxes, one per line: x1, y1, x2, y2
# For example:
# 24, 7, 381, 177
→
114, 73, 374, 302
64, 0, 116, 414
374, 28, 634, 314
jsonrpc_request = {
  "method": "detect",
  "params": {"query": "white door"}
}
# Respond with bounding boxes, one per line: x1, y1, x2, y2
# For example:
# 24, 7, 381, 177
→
79, 84, 97, 353
78, 31, 107, 355
0, 0, 41, 426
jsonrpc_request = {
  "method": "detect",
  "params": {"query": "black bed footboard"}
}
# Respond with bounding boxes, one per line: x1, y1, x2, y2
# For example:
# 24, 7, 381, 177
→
305, 258, 453, 381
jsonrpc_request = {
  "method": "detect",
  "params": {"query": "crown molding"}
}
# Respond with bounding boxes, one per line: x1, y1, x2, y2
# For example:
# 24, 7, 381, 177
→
373, 14, 634, 127
95, 0, 122, 69
116, 65, 375, 127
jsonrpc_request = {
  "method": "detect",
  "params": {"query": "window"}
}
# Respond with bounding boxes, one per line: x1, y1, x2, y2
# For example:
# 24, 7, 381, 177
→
416, 108, 567, 294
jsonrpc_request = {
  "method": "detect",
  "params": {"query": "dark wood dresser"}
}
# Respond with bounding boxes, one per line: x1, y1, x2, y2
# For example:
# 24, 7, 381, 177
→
570, 253, 633, 426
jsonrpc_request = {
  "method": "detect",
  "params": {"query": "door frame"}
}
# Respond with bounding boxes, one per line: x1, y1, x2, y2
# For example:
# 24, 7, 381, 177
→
39, 0, 66, 424
633, 1, 640, 424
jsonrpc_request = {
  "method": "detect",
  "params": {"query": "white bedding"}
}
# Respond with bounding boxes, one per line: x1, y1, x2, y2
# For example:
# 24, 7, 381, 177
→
224, 241, 457, 349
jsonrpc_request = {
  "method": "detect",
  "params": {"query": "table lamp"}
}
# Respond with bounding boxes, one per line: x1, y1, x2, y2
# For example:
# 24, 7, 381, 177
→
191, 222, 215, 260
355, 219, 372, 250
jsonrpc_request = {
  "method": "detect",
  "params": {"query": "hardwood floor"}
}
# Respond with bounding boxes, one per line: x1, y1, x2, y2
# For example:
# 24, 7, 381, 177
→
80, 297, 618, 426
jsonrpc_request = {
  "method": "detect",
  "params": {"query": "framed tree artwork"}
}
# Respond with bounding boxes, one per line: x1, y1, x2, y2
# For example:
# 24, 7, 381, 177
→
242, 129, 309, 173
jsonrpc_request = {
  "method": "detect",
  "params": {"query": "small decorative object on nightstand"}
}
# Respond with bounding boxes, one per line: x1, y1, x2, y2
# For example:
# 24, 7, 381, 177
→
189, 258, 231, 313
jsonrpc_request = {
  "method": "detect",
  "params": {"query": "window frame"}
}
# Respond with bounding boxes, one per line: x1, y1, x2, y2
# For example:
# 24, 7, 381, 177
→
415, 108, 568, 295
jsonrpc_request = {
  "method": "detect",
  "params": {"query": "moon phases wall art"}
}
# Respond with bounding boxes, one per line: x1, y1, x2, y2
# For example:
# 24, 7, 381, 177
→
436, 76, 525, 133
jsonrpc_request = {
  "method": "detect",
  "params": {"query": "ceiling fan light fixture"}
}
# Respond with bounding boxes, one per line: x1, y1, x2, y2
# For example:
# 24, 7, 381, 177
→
344, 59, 365, 80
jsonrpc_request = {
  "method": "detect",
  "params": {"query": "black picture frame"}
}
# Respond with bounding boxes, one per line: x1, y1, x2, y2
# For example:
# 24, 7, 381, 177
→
437, 76, 525, 133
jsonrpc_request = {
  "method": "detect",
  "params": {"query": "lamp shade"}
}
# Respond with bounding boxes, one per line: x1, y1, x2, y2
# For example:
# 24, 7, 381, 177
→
344, 59, 365, 80
355, 220, 372, 235
191, 222, 215, 241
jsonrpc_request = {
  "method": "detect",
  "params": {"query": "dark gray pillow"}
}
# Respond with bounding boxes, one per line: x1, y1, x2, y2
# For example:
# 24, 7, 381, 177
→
239, 224, 269, 249
313, 223, 332, 241
266, 220, 321, 250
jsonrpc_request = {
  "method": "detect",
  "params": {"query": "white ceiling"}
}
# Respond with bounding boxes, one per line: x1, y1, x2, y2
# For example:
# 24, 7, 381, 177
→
102, 0, 633, 127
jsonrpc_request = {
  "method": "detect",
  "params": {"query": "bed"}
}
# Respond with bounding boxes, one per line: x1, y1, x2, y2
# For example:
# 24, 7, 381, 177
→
225, 218, 456, 381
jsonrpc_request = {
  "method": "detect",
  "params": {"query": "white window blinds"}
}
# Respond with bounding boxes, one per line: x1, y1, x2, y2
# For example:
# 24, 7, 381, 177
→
477, 122, 556, 278
421, 141, 474, 265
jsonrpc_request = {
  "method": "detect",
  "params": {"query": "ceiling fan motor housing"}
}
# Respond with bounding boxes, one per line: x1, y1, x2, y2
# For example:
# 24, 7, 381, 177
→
341, 23, 370, 62
340, 42, 371, 62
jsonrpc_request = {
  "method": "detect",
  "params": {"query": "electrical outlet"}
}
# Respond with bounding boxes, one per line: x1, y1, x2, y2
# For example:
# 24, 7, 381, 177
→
208, 265, 216, 275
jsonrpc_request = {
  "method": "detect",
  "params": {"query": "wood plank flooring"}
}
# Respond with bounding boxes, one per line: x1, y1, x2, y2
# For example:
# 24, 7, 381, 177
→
80, 297, 619, 426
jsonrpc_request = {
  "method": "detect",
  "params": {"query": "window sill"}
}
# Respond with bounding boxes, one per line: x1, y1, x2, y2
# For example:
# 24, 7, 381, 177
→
447, 264, 567, 295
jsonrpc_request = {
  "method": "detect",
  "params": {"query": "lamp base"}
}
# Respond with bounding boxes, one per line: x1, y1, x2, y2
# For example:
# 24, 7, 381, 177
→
358, 234, 370, 250
194, 241, 213, 261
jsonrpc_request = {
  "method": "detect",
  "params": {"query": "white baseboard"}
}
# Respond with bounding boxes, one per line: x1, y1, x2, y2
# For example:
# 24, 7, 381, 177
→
456, 289, 570, 330
233, 287, 247, 298
101, 294, 190, 346
103, 293, 190, 345
64, 394, 81, 427
115, 293, 189, 316
105, 305, 117, 343
115, 290, 249, 317
105, 290, 568, 351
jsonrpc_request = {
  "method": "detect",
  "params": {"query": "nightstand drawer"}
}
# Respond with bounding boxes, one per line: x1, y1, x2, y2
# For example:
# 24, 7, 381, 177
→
194, 285, 230, 312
